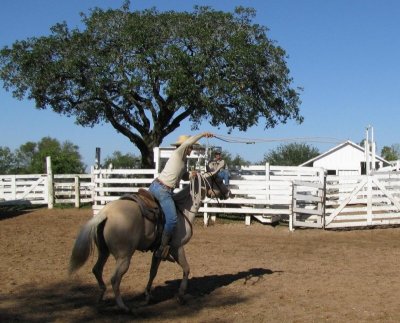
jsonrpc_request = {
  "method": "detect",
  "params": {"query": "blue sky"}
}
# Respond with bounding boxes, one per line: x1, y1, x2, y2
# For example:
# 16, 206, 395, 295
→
1, 0, 399, 169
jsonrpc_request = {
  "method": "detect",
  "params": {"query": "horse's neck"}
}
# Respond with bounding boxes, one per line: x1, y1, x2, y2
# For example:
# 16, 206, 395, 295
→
184, 203, 200, 223
177, 195, 199, 224
174, 178, 202, 224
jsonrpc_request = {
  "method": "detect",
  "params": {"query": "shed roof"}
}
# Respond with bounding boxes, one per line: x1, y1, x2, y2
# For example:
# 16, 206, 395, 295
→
299, 140, 389, 166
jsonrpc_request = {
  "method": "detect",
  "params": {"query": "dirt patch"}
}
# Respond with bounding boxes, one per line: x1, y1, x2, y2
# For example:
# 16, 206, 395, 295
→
1, 207, 400, 322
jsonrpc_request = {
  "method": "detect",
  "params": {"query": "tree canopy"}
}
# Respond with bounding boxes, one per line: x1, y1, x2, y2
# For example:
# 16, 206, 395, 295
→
0, 137, 85, 174
0, 2, 302, 167
381, 144, 400, 161
262, 142, 320, 166
103, 150, 141, 169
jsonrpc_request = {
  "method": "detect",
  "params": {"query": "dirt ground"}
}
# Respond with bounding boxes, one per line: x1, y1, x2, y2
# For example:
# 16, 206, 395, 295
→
1, 207, 400, 322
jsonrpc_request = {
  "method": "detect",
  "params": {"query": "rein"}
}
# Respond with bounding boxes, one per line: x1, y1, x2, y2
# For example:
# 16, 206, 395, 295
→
177, 171, 222, 220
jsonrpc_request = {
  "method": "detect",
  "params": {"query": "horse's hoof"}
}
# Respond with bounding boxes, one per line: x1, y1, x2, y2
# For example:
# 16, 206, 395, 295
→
97, 291, 106, 303
176, 294, 186, 305
144, 291, 152, 304
118, 305, 131, 313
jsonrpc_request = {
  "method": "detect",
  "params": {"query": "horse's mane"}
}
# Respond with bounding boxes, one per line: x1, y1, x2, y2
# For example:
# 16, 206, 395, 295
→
172, 184, 191, 208
173, 175, 206, 211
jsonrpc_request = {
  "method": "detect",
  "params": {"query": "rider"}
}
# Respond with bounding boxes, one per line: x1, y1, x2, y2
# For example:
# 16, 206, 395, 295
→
149, 132, 214, 259
208, 150, 230, 186
207, 150, 231, 199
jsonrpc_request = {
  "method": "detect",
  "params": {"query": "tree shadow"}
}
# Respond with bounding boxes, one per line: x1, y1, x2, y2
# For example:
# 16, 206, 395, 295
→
0, 268, 279, 321
0, 204, 37, 221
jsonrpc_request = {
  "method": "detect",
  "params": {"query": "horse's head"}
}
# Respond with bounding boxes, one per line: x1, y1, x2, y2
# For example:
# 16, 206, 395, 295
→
173, 164, 229, 211
200, 164, 230, 200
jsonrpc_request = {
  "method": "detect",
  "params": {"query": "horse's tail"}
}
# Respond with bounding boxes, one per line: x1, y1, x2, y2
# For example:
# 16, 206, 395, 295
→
69, 212, 107, 275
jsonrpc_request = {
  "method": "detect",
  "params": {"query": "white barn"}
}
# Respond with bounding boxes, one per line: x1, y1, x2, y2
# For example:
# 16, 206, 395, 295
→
300, 140, 390, 176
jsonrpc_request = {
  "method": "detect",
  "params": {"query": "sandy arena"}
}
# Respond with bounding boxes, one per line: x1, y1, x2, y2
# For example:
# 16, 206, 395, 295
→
1, 206, 400, 322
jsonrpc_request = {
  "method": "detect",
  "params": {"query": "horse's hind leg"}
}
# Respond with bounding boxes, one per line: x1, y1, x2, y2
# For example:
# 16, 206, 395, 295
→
111, 256, 132, 312
92, 247, 109, 302
144, 253, 162, 304
92, 219, 109, 302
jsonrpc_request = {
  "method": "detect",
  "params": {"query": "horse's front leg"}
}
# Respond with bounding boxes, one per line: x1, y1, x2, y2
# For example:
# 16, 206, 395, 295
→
171, 246, 190, 304
144, 252, 161, 304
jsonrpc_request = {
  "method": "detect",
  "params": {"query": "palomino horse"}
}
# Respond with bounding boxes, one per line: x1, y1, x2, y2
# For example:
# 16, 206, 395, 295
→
69, 169, 226, 312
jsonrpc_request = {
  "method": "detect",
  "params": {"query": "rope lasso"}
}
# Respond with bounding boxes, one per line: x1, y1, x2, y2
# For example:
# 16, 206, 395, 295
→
213, 134, 344, 145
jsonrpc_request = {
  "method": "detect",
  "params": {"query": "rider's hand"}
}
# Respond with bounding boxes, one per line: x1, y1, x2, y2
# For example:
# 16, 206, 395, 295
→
203, 132, 214, 138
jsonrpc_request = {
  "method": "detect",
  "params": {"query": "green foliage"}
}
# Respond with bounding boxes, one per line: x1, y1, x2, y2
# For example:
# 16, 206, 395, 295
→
103, 150, 141, 169
0, 3, 302, 168
0, 146, 16, 174
262, 142, 320, 166
208, 149, 249, 169
381, 144, 400, 161
0, 137, 85, 174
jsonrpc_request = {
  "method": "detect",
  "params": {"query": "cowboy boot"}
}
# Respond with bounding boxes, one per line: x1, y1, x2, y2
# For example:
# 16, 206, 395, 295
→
155, 232, 172, 260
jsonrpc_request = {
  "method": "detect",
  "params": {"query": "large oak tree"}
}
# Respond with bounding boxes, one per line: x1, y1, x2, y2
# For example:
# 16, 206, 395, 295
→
0, 2, 302, 167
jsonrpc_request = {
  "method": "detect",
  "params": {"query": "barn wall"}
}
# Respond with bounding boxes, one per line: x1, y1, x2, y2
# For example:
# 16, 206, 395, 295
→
312, 145, 365, 174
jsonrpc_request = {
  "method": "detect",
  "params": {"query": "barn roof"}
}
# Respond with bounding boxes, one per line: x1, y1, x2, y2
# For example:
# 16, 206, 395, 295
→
300, 140, 390, 166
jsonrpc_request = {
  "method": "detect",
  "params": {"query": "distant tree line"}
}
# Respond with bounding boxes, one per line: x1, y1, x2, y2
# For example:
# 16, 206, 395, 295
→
0, 137, 85, 174
1, 137, 398, 175
0, 137, 140, 174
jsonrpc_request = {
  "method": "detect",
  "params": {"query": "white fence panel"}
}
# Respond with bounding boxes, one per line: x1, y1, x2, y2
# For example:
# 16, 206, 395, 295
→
202, 164, 325, 226
324, 173, 400, 228
53, 174, 94, 206
1, 173, 93, 207
0, 174, 47, 205
290, 180, 326, 231
92, 168, 158, 215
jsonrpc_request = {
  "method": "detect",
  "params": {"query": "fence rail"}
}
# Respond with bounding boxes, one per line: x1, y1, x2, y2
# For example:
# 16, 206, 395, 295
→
91, 168, 157, 214
0, 173, 93, 207
2, 163, 400, 231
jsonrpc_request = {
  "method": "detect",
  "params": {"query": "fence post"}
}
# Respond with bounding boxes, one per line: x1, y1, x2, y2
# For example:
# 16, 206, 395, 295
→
153, 147, 161, 174
289, 181, 295, 231
74, 176, 80, 208
265, 162, 270, 201
11, 175, 16, 200
322, 173, 327, 229
46, 156, 54, 209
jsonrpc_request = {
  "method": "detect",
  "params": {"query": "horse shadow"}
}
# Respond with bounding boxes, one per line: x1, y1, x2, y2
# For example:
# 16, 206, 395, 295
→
146, 267, 277, 303
0, 268, 280, 321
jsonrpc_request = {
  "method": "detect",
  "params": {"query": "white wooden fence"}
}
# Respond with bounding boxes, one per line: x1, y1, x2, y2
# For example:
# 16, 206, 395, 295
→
0, 173, 93, 207
288, 171, 400, 230
0, 174, 48, 205
92, 168, 157, 215
290, 179, 326, 231
200, 164, 325, 226
3, 160, 400, 231
90, 164, 326, 225
323, 171, 400, 228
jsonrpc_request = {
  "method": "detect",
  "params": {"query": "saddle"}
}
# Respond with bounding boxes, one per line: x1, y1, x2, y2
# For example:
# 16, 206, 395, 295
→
119, 188, 164, 251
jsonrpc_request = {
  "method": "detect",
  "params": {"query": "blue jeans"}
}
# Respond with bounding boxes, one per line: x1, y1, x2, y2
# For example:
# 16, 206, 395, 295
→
218, 169, 230, 185
148, 180, 177, 235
